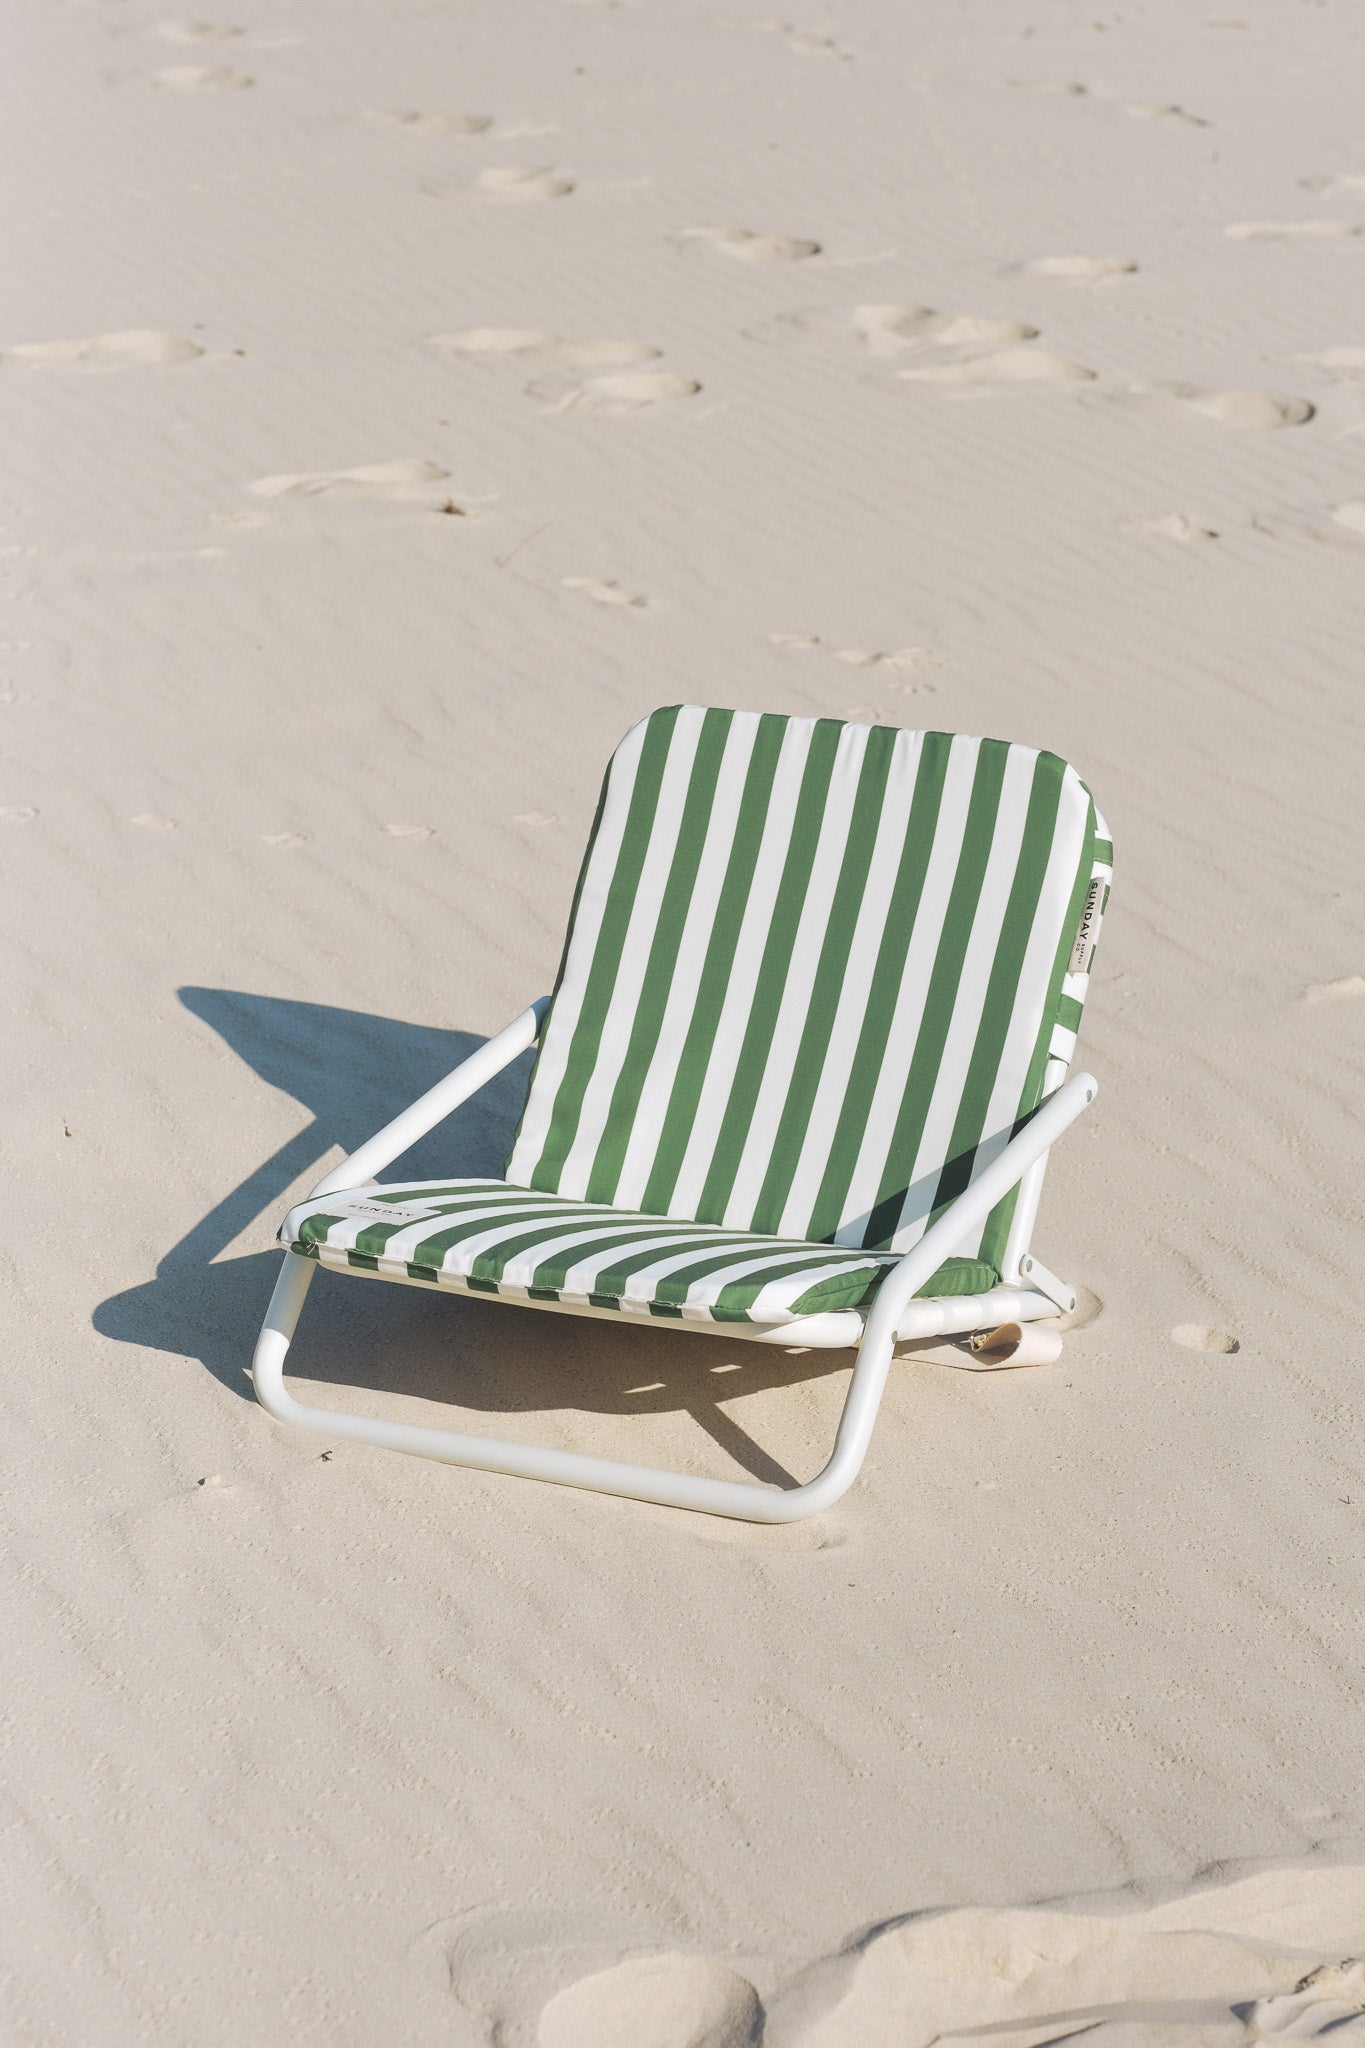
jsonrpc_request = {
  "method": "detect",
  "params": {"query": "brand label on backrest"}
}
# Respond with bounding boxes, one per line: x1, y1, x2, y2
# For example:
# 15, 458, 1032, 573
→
1069, 876, 1105, 975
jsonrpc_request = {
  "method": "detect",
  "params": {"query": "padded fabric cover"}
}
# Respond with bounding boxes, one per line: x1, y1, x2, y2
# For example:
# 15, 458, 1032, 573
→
506, 706, 1110, 1277
278, 1178, 998, 1325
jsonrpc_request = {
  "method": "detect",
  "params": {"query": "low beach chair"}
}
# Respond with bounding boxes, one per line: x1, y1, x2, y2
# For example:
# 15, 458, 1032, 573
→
253, 706, 1111, 1521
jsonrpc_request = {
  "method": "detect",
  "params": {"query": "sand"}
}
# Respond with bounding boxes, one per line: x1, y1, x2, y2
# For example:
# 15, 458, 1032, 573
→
5, 0, 1365, 2038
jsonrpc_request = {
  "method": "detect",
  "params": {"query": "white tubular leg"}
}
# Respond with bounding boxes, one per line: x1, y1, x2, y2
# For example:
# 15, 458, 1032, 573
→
253, 1251, 860, 1522
253, 1070, 1097, 1522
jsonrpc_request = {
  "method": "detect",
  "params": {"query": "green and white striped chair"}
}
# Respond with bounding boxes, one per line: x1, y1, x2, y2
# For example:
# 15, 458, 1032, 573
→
254, 705, 1112, 1521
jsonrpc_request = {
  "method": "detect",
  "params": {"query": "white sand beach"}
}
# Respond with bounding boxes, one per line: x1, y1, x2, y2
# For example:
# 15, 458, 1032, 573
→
5, 0, 1365, 2038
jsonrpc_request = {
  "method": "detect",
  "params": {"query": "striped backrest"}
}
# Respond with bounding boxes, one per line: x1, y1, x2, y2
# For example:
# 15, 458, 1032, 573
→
505, 706, 1111, 1270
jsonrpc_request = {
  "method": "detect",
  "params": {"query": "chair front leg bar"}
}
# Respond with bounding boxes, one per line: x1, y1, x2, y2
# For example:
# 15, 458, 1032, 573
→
252, 1021, 1097, 1522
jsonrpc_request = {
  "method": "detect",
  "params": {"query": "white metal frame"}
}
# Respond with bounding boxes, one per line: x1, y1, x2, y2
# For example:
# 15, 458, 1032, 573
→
252, 1001, 1097, 1522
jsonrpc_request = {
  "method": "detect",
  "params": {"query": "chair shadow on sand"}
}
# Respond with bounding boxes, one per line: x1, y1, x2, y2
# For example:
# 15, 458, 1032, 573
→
93, 987, 856, 1487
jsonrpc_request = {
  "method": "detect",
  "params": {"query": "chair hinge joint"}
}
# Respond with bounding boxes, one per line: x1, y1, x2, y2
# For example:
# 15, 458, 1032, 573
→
1017, 1254, 1076, 1315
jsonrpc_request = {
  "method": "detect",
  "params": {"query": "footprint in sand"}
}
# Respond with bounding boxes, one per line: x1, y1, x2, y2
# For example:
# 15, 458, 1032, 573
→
527, 370, 701, 416
1172, 1323, 1239, 1354
249, 459, 449, 498
430, 329, 662, 369
1314, 503, 1365, 545
477, 165, 575, 201
748, 303, 1038, 358
1225, 219, 1362, 242
1126, 101, 1211, 126
1299, 345, 1365, 380
1020, 254, 1138, 281
383, 823, 435, 840
760, 308, 1094, 387
152, 62, 255, 87
899, 348, 1095, 386
1004, 77, 1090, 97
1301, 172, 1365, 200
431, 332, 691, 412
1, 329, 204, 370
514, 810, 557, 827
748, 303, 932, 355
152, 21, 246, 41
1305, 973, 1365, 1002
1256, 500, 1365, 549
360, 107, 493, 135
770, 632, 943, 681
130, 813, 178, 831
678, 226, 821, 263
1, 805, 38, 823
834, 648, 934, 672
931, 314, 1040, 346
1169, 385, 1314, 428
755, 19, 856, 59
562, 577, 650, 608
786, 29, 855, 58
537, 1955, 763, 2048
261, 830, 307, 848
1125, 513, 1220, 541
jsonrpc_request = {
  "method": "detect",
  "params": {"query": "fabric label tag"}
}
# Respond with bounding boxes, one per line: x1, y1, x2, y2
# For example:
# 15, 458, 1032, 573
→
338, 1200, 445, 1224
1069, 876, 1105, 974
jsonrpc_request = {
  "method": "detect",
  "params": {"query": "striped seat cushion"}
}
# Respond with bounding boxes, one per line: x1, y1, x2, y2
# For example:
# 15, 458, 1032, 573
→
279, 1180, 998, 1325
506, 706, 1111, 1273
